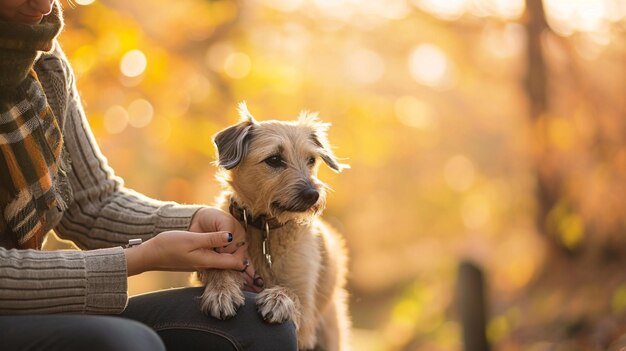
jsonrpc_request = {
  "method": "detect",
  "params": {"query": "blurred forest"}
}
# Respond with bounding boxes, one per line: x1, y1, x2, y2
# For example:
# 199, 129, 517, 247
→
45, 0, 626, 350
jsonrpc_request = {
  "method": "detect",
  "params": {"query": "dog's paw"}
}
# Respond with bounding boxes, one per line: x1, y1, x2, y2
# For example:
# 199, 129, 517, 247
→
200, 285, 245, 320
298, 333, 318, 351
256, 287, 298, 324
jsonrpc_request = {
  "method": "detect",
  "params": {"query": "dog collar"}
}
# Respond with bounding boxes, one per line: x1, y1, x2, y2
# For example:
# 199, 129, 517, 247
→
229, 198, 284, 269
228, 198, 286, 231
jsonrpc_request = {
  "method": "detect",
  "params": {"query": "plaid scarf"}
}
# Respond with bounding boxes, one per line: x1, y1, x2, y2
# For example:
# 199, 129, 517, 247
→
0, 3, 66, 249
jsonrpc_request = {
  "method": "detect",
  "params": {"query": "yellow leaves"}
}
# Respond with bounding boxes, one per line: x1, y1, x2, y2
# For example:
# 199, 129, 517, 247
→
546, 117, 575, 151
611, 284, 626, 315
487, 315, 509, 344
487, 308, 521, 344
460, 192, 492, 230
547, 202, 585, 250
532, 114, 577, 152
384, 282, 452, 349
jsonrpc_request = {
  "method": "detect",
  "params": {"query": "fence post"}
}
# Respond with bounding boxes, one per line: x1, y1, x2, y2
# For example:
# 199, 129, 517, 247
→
457, 261, 491, 351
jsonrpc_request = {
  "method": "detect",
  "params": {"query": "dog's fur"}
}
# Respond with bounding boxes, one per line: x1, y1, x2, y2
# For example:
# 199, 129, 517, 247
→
196, 103, 350, 350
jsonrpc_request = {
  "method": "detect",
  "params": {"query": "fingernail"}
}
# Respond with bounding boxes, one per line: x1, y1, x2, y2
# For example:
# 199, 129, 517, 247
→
254, 276, 264, 288
227, 233, 233, 242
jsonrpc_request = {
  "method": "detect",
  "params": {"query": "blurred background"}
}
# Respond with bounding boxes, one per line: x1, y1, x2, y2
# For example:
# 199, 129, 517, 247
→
46, 0, 626, 349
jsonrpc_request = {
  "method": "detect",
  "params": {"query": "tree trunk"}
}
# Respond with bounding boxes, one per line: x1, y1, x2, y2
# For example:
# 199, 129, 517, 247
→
525, 0, 559, 241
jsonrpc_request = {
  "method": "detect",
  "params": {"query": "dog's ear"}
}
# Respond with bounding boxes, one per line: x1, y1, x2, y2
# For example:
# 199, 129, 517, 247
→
311, 133, 348, 172
237, 101, 257, 124
299, 111, 349, 173
214, 103, 257, 169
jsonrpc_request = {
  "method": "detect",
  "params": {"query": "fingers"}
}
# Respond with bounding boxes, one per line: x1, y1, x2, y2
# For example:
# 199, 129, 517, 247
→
216, 240, 245, 255
225, 218, 247, 246
235, 247, 265, 292
241, 259, 265, 293
213, 211, 247, 244
189, 231, 233, 249
188, 207, 246, 242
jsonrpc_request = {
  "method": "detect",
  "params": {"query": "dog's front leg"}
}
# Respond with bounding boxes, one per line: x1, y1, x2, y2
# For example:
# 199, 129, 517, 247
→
296, 299, 319, 350
257, 286, 321, 350
197, 269, 245, 319
256, 286, 300, 326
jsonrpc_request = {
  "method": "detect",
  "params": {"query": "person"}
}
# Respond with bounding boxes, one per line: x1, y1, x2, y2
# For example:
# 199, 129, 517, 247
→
0, 0, 297, 350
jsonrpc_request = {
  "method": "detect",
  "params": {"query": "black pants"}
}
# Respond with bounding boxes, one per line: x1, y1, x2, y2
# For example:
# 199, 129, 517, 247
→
0, 288, 297, 351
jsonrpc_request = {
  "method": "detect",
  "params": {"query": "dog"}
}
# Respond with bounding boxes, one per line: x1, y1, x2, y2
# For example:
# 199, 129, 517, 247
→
196, 102, 351, 350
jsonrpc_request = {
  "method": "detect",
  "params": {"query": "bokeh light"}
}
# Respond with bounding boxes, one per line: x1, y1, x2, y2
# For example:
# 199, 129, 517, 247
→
413, 0, 468, 20
103, 105, 129, 134
120, 49, 147, 78
74, 0, 96, 5
408, 44, 457, 90
127, 99, 154, 128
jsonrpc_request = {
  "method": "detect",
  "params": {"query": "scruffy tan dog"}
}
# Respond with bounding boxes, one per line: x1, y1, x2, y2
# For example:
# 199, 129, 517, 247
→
197, 103, 351, 350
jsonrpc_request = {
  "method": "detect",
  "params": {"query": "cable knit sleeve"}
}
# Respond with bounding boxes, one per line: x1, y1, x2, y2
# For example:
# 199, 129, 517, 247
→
52, 44, 204, 249
0, 246, 128, 314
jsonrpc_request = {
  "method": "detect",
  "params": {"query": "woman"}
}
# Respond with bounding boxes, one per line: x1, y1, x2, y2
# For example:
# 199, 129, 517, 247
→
0, 0, 297, 350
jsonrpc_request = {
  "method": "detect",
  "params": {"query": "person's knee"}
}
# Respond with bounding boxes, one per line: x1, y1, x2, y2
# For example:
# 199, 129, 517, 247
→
240, 292, 298, 350
70, 316, 165, 351
255, 319, 298, 350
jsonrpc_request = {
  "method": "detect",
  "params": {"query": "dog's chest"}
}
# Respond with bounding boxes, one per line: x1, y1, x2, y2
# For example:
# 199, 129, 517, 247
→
246, 225, 323, 287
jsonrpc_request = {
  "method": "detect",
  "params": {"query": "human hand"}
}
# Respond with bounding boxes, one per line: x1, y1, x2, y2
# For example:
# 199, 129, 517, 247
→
125, 230, 247, 276
188, 207, 265, 292
188, 207, 247, 248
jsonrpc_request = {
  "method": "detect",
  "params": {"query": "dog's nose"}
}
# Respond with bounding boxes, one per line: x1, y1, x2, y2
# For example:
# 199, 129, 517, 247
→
301, 188, 319, 206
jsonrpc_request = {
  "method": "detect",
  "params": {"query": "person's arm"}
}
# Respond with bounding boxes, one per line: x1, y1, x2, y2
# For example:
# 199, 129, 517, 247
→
0, 231, 252, 315
0, 246, 127, 314
51, 44, 202, 249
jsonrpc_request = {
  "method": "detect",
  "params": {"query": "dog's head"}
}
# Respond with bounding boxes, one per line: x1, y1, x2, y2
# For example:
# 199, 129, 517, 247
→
214, 102, 348, 224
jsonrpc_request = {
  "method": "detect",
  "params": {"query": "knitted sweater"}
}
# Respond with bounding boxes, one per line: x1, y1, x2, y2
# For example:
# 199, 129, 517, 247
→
0, 42, 203, 314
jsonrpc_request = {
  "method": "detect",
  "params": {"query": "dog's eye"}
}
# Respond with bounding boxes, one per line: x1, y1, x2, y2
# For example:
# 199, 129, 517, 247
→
264, 155, 284, 168
307, 157, 316, 167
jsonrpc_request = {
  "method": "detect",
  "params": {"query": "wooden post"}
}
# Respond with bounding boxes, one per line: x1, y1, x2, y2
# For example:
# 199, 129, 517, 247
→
457, 261, 491, 351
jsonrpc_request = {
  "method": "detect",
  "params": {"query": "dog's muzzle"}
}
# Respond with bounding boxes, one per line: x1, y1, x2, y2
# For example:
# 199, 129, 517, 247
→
273, 187, 320, 213
300, 188, 319, 209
